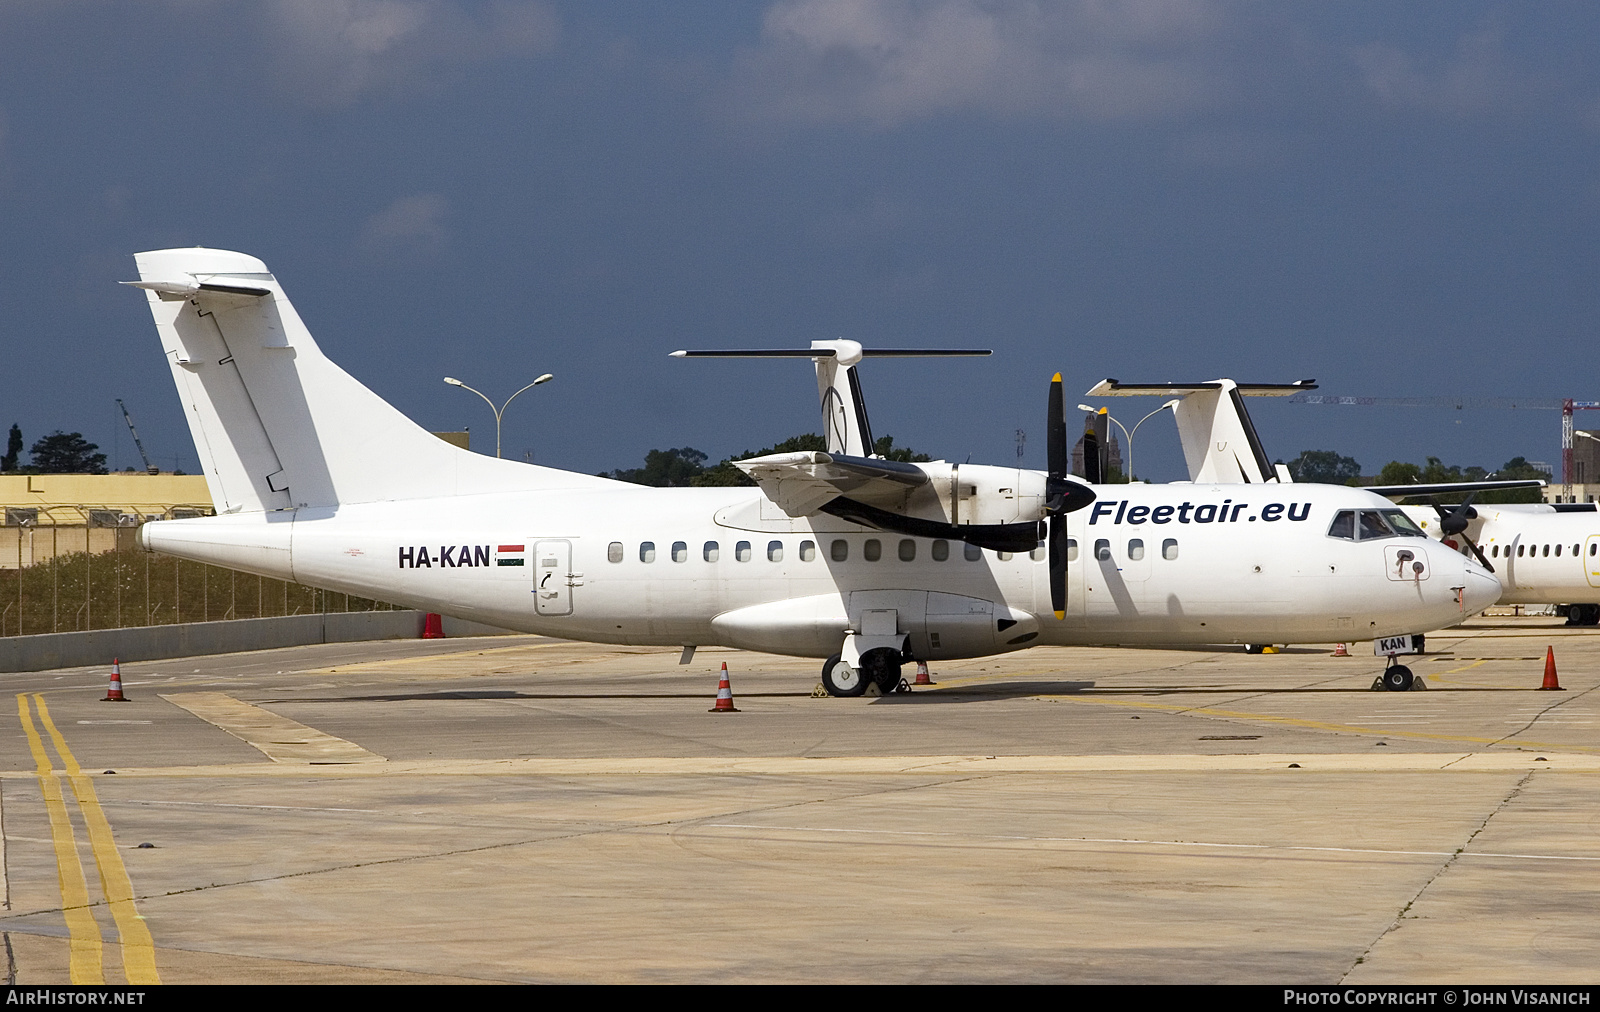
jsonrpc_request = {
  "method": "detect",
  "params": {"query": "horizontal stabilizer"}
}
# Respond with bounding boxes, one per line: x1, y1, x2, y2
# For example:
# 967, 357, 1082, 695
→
1367, 479, 1545, 500
671, 348, 990, 358
1086, 379, 1317, 397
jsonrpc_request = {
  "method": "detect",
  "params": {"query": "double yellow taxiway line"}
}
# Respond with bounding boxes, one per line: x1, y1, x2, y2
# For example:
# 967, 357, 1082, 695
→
17, 694, 160, 985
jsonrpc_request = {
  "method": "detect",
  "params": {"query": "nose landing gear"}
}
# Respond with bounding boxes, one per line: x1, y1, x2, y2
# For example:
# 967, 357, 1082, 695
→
1372, 656, 1426, 692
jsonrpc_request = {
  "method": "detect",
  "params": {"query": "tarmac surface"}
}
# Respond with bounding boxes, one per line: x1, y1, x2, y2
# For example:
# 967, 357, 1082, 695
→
0, 615, 1596, 984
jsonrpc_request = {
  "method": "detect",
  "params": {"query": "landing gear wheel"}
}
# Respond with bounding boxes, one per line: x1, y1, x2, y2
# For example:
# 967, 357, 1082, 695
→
821, 654, 866, 697
860, 647, 903, 694
1382, 664, 1414, 692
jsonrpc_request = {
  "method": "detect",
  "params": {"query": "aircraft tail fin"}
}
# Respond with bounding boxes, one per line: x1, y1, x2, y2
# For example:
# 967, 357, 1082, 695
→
1084, 378, 1316, 484
130, 248, 609, 513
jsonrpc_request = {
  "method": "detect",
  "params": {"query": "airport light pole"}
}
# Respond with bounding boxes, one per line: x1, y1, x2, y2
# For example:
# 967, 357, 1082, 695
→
443, 373, 554, 458
1077, 400, 1179, 482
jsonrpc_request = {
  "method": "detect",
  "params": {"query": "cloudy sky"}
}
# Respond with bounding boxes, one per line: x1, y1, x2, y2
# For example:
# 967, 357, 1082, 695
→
2, 1, 1597, 482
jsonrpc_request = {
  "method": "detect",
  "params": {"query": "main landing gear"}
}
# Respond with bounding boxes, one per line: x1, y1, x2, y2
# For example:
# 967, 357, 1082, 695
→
820, 648, 905, 697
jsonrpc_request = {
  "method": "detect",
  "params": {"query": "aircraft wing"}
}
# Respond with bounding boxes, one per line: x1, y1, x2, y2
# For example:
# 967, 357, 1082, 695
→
735, 451, 930, 517
1366, 479, 1546, 501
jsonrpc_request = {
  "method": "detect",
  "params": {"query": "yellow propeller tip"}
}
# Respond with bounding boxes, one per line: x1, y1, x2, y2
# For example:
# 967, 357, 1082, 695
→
1054, 610, 1066, 620
1051, 372, 1062, 382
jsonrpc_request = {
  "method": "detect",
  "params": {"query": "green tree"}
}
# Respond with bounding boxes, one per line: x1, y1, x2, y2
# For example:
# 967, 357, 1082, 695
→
0, 424, 20, 472
602, 447, 708, 486
29, 431, 107, 474
692, 434, 828, 487
1478, 457, 1547, 504
1286, 449, 1361, 484
1376, 460, 1422, 485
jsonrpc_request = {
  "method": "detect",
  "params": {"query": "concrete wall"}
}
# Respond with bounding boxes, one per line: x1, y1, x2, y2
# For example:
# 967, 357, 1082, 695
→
0, 611, 518, 673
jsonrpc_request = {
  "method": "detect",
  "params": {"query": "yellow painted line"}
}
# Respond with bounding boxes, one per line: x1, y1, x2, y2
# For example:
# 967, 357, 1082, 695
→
2, 751, 1594, 780
1427, 658, 1487, 685
160, 692, 384, 764
32, 696, 160, 985
17, 695, 102, 984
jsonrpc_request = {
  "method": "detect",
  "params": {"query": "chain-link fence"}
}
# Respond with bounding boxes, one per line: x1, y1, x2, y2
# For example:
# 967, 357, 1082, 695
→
0, 530, 398, 637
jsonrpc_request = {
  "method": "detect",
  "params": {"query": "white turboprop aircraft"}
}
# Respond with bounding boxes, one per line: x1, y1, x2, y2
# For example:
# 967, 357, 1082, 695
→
1084, 379, 1599, 623
126, 248, 1500, 695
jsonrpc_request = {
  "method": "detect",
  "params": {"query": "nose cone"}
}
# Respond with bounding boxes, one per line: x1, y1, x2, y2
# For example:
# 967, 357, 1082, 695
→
1461, 562, 1503, 616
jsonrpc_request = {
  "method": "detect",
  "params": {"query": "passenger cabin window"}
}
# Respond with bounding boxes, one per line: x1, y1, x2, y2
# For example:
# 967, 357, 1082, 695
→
1162, 538, 1178, 561
768, 541, 783, 562
864, 539, 882, 562
1094, 539, 1111, 562
1067, 538, 1079, 562
736, 541, 752, 562
997, 551, 1013, 561
899, 539, 916, 562
799, 540, 816, 562
607, 542, 623, 563
639, 542, 656, 563
964, 543, 981, 562
1127, 539, 1145, 561
932, 540, 949, 561
672, 541, 688, 563
703, 541, 719, 562
1030, 546, 1045, 562
831, 539, 848, 562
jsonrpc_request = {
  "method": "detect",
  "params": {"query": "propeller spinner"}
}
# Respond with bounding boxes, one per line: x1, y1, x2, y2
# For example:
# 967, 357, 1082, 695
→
1431, 494, 1494, 573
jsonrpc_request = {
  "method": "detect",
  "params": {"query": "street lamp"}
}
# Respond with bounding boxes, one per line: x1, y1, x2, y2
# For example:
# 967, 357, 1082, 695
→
443, 373, 554, 458
1077, 399, 1179, 482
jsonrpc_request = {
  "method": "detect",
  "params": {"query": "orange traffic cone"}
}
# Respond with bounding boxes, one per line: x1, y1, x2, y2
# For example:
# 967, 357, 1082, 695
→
709, 662, 740, 712
913, 661, 934, 686
102, 658, 128, 702
1541, 647, 1565, 690
422, 613, 444, 639
1333, 643, 1349, 657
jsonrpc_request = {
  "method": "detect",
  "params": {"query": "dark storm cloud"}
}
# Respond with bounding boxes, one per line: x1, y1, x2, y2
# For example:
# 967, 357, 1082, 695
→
0, 1, 1598, 482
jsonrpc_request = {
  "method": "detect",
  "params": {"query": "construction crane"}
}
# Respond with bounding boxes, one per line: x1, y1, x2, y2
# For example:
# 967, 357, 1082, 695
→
116, 399, 160, 475
1288, 394, 1600, 501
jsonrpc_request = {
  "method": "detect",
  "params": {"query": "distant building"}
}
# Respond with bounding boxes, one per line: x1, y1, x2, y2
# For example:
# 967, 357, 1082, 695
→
0, 473, 212, 569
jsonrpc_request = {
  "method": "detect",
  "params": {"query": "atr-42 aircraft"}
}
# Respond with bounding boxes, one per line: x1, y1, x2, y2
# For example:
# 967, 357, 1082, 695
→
1085, 379, 1599, 625
126, 248, 1500, 696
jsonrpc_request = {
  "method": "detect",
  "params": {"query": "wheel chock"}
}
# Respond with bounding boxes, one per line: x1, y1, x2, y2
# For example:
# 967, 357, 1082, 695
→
864, 681, 883, 697
811, 683, 830, 698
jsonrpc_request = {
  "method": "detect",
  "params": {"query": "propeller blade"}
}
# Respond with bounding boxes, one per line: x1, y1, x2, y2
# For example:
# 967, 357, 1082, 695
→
1460, 533, 1495, 573
1048, 373, 1066, 480
1048, 514, 1067, 619
1081, 424, 1102, 485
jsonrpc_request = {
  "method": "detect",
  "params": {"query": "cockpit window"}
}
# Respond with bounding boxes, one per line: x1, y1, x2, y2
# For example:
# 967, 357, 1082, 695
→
1358, 511, 1393, 540
1381, 510, 1427, 537
1327, 511, 1355, 540
1329, 509, 1422, 541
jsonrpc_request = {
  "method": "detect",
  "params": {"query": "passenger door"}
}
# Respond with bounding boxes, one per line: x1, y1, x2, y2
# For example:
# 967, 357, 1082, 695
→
533, 539, 574, 616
